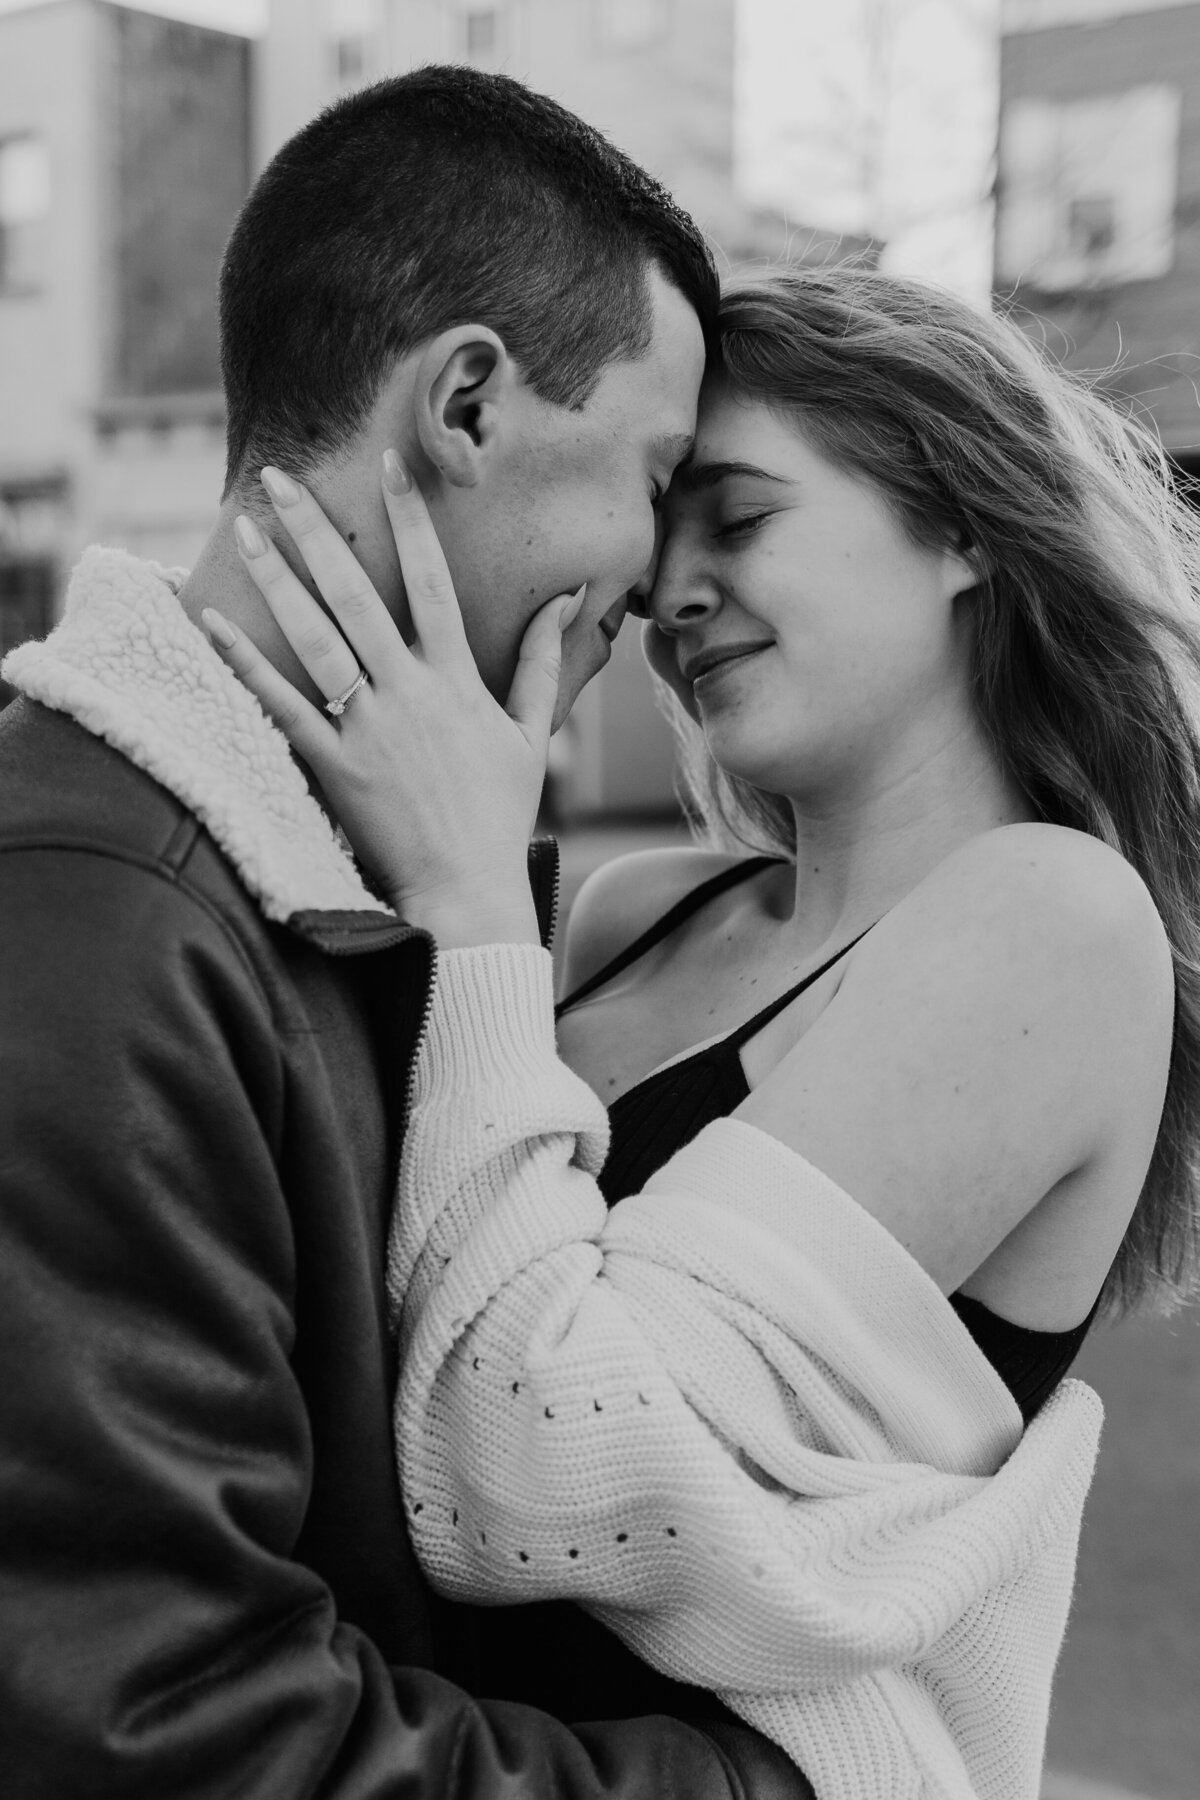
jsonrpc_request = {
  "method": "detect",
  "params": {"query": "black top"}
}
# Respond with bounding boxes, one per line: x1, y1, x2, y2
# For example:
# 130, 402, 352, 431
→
557, 854, 1099, 1426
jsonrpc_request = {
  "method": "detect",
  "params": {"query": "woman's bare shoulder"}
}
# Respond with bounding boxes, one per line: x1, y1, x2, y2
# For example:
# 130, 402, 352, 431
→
849, 821, 1174, 1057
559, 844, 746, 998
736, 823, 1174, 1296
887, 822, 1169, 976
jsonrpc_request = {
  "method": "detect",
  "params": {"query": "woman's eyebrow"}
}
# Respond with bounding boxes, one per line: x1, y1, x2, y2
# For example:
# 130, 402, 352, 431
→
675, 460, 788, 492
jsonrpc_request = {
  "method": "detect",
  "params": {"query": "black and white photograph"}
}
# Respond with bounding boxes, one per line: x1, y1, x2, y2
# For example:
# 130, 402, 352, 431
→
1, 3, 1198, 1797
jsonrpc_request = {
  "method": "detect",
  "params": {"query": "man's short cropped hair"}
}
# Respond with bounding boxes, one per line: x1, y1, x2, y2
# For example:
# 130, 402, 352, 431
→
219, 65, 719, 498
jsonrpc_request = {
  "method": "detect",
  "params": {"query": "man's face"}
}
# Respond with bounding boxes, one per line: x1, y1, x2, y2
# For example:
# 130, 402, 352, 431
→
426, 268, 705, 727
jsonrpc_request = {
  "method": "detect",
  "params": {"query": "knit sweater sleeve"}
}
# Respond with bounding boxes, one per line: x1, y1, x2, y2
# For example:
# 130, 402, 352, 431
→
390, 944, 1103, 1800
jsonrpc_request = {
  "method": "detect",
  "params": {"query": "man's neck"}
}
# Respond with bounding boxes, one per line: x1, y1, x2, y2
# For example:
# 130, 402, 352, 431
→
175, 505, 348, 818
177, 502, 327, 707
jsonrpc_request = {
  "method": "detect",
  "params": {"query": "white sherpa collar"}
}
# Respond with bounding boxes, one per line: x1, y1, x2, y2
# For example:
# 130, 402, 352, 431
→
2, 546, 385, 923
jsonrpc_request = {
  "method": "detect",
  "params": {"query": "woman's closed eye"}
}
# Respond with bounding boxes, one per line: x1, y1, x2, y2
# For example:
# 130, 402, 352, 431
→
714, 509, 773, 541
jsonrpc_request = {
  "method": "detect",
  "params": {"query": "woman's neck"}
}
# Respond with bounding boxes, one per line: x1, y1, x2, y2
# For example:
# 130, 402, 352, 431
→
775, 717, 1034, 951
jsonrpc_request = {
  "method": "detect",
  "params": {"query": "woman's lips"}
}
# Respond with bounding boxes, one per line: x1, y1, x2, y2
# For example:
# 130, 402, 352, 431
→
690, 644, 770, 690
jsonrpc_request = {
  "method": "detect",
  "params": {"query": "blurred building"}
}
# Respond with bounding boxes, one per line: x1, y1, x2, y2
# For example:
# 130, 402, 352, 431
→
261, 0, 822, 265
996, 0, 1200, 472
1, 0, 848, 816
0, 0, 250, 691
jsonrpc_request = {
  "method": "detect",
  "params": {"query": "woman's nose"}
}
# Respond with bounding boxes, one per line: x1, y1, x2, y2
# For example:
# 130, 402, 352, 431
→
646, 543, 721, 635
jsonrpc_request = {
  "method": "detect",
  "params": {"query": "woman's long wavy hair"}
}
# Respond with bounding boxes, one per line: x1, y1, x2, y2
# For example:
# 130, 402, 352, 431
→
667, 265, 1200, 1315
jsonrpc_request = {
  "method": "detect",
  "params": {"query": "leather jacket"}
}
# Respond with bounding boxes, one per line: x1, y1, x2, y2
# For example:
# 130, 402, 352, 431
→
0, 699, 810, 1800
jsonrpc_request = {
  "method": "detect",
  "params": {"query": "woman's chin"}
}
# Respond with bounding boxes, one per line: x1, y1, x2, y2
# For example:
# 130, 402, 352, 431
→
704, 735, 787, 795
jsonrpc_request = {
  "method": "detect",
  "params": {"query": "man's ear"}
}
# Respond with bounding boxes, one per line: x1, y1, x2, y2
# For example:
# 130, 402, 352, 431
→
413, 325, 513, 489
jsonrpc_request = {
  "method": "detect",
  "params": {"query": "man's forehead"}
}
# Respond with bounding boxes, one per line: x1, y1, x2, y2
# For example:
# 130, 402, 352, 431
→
636, 271, 706, 410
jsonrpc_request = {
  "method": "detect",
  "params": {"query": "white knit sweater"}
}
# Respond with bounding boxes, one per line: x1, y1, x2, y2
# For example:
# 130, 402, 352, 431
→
391, 942, 1104, 1800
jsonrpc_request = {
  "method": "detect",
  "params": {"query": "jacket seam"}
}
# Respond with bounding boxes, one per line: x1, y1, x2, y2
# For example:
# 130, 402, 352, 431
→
0, 837, 277, 1030
704, 1728, 749, 1800
117, 1596, 334, 1740
160, 810, 204, 874
445, 1703, 473, 1799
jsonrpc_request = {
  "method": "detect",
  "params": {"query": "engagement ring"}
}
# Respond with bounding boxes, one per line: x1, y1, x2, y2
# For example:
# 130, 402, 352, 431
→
325, 669, 370, 716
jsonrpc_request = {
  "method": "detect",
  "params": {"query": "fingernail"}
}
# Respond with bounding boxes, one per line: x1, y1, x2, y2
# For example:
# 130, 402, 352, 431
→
261, 465, 300, 507
234, 514, 268, 558
558, 583, 587, 630
201, 607, 238, 649
382, 448, 411, 495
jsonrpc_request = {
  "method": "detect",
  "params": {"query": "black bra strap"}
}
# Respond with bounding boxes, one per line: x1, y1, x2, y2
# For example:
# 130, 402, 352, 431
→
723, 923, 876, 1049
556, 855, 782, 1015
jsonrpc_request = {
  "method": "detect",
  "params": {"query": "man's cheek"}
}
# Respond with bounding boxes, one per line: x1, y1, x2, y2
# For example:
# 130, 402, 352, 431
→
601, 509, 658, 602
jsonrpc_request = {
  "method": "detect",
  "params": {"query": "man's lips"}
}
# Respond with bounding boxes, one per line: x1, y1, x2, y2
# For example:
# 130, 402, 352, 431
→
680, 641, 773, 686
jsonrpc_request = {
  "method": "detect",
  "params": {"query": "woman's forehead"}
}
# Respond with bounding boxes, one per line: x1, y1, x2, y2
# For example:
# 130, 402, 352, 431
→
682, 388, 814, 484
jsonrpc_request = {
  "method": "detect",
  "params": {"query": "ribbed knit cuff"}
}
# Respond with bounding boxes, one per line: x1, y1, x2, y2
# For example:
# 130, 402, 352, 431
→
416, 944, 606, 1136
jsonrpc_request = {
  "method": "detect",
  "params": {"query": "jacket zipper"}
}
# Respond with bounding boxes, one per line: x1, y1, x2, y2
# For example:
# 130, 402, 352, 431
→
395, 837, 558, 1154
543, 837, 562, 952
400, 940, 438, 1130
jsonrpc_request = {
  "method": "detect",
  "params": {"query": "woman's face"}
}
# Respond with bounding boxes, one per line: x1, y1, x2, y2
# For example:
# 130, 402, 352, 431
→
640, 378, 977, 803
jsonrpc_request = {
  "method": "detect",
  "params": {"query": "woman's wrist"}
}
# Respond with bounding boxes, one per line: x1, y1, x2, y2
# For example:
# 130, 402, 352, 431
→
393, 871, 541, 947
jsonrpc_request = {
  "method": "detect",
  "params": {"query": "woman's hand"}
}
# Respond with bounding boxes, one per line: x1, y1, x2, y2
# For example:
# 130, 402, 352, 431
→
201, 454, 583, 944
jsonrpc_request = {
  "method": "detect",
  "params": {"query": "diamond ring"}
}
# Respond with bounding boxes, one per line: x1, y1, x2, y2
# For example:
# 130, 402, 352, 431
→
325, 669, 370, 717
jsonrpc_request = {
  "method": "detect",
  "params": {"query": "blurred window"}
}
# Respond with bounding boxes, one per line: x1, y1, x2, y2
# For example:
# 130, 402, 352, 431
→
1068, 196, 1116, 260
325, 0, 377, 85
0, 557, 54, 707
0, 136, 51, 294
595, 0, 670, 52
334, 35, 367, 82
996, 86, 1180, 290
463, 7, 502, 61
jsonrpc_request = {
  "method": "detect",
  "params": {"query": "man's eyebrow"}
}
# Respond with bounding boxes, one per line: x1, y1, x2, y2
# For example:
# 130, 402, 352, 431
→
674, 459, 789, 492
